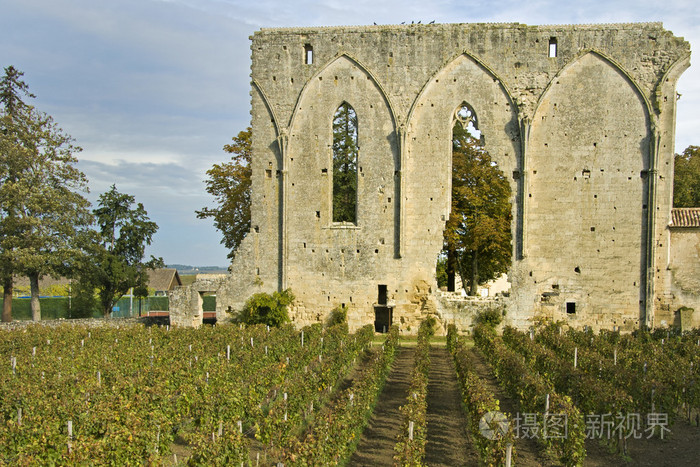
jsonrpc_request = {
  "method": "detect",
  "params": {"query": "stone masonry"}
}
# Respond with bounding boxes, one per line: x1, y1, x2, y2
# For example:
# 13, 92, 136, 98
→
170, 22, 692, 333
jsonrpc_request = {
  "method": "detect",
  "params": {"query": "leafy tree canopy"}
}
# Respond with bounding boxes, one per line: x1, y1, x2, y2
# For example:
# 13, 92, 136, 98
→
332, 102, 358, 223
674, 146, 700, 208
443, 117, 511, 295
197, 128, 252, 260
78, 185, 162, 317
1, 66, 92, 322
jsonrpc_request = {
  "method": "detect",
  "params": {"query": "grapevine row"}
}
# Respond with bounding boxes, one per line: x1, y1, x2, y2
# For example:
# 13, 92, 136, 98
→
473, 324, 587, 466
447, 324, 514, 466
393, 318, 433, 465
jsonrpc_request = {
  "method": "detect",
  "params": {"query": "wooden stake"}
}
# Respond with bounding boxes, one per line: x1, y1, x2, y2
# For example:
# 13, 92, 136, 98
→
409, 421, 414, 440
67, 420, 73, 453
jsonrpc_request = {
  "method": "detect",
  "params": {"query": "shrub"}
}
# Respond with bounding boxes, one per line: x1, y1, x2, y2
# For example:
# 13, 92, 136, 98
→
422, 315, 437, 337
327, 306, 348, 328
474, 306, 504, 327
240, 289, 294, 327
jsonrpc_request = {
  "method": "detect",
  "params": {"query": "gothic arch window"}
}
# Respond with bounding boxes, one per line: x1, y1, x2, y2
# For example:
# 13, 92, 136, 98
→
440, 101, 511, 293
453, 102, 482, 141
332, 102, 358, 223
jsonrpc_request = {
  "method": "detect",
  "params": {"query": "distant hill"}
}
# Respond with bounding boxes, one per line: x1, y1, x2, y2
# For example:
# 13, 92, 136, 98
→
167, 264, 229, 275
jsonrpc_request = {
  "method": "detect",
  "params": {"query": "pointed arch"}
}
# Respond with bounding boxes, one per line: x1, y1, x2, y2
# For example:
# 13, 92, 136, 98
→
252, 79, 281, 138
533, 49, 653, 124
654, 52, 691, 114
407, 50, 520, 129
288, 53, 398, 134
402, 51, 523, 265
452, 101, 482, 140
527, 48, 653, 322
284, 49, 401, 267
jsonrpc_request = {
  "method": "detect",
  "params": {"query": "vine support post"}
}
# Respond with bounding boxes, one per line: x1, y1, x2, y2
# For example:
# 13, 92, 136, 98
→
67, 420, 73, 454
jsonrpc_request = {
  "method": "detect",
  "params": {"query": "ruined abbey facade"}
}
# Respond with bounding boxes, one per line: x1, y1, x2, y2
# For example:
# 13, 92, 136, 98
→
171, 22, 697, 333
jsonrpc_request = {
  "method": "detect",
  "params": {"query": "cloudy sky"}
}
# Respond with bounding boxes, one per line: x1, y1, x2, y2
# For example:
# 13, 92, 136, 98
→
2, 0, 698, 266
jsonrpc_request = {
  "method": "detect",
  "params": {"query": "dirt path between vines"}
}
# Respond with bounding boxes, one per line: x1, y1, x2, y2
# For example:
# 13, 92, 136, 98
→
424, 347, 478, 466
349, 346, 415, 466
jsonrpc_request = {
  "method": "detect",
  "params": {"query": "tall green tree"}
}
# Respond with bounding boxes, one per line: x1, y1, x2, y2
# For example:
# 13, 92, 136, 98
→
197, 128, 252, 260
0, 66, 92, 322
78, 185, 162, 317
443, 120, 511, 295
674, 146, 700, 207
332, 102, 358, 223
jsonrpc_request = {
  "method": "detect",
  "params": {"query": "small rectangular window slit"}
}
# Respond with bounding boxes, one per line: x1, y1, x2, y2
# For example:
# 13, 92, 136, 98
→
549, 37, 558, 57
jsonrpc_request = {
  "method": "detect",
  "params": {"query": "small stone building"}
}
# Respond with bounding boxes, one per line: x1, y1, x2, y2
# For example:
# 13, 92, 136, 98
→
172, 22, 694, 333
663, 208, 700, 328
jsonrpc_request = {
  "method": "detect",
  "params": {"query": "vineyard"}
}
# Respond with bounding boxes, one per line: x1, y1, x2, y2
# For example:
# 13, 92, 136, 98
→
1, 319, 699, 466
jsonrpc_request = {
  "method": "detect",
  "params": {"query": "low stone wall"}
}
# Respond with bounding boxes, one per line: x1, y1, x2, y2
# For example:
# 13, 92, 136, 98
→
435, 292, 506, 335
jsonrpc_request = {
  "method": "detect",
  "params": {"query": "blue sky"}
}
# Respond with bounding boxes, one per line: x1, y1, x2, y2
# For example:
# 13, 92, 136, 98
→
2, 0, 698, 266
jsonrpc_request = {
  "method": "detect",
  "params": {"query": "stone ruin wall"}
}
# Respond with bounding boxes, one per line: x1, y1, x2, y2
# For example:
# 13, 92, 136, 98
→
171, 22, 692, 334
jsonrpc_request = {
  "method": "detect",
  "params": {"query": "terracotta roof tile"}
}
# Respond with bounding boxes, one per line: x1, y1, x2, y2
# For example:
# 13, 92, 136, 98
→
671, 208, 700, 228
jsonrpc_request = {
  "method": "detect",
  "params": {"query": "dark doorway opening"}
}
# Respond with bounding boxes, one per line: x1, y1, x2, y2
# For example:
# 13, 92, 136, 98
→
374, 306, 392, 333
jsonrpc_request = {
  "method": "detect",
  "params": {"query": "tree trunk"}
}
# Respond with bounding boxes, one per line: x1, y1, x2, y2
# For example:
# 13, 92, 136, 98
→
446, 248, 457, 292
469, 251, 479, 296
29, 272, 41, 321
2, 276, 12, 322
